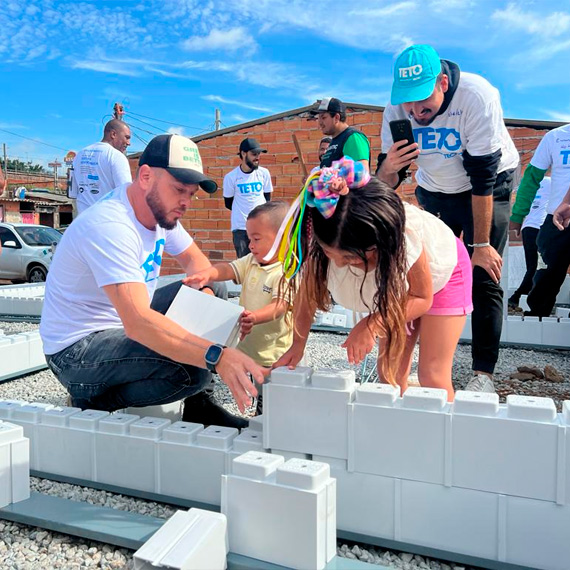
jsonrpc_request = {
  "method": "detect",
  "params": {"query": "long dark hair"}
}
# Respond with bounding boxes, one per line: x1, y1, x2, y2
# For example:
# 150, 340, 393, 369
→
302, 176, 408, 385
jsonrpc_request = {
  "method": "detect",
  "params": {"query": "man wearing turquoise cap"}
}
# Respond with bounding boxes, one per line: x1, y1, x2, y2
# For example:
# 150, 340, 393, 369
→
377, 44, 519, 394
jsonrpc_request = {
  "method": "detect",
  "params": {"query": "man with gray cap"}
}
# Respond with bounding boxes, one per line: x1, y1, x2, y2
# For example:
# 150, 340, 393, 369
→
41, 134, 267, 427
377, 44, 519, 393
223, 137, 273, 257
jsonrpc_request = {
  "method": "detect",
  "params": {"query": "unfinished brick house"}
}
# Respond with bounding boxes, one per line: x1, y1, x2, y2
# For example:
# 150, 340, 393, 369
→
128, 102, 563, 275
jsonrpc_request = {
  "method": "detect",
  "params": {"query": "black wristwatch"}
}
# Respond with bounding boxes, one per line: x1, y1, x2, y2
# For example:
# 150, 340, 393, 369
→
204, 344, 226, 374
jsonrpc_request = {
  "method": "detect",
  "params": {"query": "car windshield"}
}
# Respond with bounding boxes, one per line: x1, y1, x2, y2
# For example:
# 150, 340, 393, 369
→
14, 226, 63, 246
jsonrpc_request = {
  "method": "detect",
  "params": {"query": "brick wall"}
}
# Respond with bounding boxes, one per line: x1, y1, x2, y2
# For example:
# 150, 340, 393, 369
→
129, 109, 552, 275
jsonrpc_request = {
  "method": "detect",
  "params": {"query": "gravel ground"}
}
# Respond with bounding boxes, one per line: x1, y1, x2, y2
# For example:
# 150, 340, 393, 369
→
0, 321, 568, 569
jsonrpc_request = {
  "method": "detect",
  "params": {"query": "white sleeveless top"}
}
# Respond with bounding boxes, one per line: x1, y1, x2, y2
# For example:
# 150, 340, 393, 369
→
327, 203, 458, 313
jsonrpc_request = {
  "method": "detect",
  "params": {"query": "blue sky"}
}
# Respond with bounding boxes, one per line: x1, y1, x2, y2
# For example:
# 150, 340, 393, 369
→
1, 0, 570, 169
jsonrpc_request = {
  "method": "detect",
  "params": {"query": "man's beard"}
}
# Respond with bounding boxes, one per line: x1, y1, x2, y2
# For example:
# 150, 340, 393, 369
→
245, 157, 259, 171
146, 184, 177, 230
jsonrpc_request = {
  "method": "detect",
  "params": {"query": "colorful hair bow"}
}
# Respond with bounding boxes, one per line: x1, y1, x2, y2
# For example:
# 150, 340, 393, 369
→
263, 156, 370, 279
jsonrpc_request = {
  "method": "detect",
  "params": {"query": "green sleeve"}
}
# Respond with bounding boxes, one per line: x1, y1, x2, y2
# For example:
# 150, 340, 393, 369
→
510, 164, 547, 224
343, 132, 370, 163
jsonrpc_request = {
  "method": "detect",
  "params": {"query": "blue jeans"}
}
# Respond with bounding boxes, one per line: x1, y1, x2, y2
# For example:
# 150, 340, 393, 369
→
46, 281, 225, 411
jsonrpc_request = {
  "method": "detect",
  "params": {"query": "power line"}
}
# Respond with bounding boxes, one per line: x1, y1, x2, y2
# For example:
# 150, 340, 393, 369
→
126, 110, 209, 133
124, 113, 165, 136
131, 131, 149, 147
0, 127, 68, 152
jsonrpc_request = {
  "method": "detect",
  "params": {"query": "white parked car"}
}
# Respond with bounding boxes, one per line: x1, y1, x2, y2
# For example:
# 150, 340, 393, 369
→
0, 222, 62, 282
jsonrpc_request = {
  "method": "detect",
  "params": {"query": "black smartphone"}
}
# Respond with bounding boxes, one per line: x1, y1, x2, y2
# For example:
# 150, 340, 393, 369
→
389, 119, 415, 148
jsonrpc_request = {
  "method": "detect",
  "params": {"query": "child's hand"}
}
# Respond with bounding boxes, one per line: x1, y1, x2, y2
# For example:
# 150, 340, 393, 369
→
273, 342, 305, 370
239, 310, 256, 340
342, 317, 379, 365
183, 268, 212, 290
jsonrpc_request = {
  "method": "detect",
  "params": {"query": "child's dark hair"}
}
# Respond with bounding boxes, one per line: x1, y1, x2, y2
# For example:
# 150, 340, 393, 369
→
247, 201, 289, 231
302, 176, 408, 386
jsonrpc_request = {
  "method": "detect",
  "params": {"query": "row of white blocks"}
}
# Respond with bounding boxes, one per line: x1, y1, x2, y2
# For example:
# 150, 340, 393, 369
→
0, 400, 335, 570
460, 314, 570, 347
0, 420, 30, 508
0, 284, 45, 316
0, 331, 47, 382
263, 367, 570, 570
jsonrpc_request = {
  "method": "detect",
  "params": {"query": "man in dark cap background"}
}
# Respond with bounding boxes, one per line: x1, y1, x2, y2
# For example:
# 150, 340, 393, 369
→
312, 97, 370, 172
223, 137, 273, 257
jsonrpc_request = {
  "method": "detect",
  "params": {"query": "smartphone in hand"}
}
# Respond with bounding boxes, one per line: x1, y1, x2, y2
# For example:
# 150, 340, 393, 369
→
389, 119, 415, 148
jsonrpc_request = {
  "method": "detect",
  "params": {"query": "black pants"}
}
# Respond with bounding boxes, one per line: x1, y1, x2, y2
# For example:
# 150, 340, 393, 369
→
510, 227, 540, 302
232, 230, 250, 258
527, 215, 570, 317
416, 170, 513, 374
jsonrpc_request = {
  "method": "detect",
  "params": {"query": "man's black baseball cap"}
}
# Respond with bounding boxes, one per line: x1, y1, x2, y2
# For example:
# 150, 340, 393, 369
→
239, 137, 267, 154
310, 97, 346, 116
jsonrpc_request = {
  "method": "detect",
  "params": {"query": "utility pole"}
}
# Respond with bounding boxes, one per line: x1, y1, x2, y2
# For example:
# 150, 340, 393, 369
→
48, 159, 62, 194
214, 108, 221, 131
2, 143, 6, 179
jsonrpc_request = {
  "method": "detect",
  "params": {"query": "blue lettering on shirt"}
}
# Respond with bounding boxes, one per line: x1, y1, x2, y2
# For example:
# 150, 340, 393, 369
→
237, 182, 263, 194
561, 150, 570, 165
140, 238, 165, 283
414, 127, 462, 156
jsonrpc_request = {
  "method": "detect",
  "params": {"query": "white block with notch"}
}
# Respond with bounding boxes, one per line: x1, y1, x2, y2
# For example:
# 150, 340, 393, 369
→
0, 421, 30, 508
133, 508, 228, 570
452, 396, 559, 501
10, 402, 54, 469
158, 423, 238, 506
24, 331, 46, 369
350, 386, 449, 484
401, 479, 499, 560
0, 400, 27, 420
96, 415, 170, 491
36, 406, 83, 477
264, 367, 355, 459
125, 401, 182, 423
222, 452, 336, 570
0, 335, 30, 379
228, 429, 264, 469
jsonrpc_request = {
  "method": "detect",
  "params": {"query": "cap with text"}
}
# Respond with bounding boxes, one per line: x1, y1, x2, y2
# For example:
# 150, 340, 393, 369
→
391, 44, 442, 106
310, 97, 346, 116
139, 134, 218, 194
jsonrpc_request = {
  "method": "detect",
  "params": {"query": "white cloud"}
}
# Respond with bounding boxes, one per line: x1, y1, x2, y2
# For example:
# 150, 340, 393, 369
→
69, 59, 142, 77
202, 95, 273, 113
350, 2, 417, 18
492, 3, 570, 38
167, 126, 186, 136
182, 27, 256, 52
230, 114, 247, 123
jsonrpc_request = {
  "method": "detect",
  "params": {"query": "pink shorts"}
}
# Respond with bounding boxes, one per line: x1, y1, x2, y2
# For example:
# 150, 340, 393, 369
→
426, 238, 473, 316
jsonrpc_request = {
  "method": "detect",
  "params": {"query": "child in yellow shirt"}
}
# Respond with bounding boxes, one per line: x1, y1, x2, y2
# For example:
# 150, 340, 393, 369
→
185, 201, 294, 371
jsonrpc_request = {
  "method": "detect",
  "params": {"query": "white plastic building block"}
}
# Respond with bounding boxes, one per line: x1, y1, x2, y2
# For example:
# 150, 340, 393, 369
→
0, 400, 27, 420
555, 307, 570, 319
349, 387, 450, 485
452, 391, 500, 417
355, 383, 400, 406
0, 421, 30, 508
228, 429, 264, 469
402, 386, 447, 412
459, 314, 472, 342
506, 315, 541, 345
505, 494, 570, 570
506, 395, 557, 422
158, 422, 238, 505
10, 403, 54, 469
95, 414, 171, 491
264, 367, 355, 459
133, 508, 228, 570
452, 397, 559, 501
268, 449, 311, 460
222, 452, 336, 570
400, 479, 500, 560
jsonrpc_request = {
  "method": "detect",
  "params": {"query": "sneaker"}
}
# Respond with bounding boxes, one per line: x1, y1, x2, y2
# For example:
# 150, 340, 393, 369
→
465, 374, 496, 393
182, 391, 249, 429
507, 296, 519, 309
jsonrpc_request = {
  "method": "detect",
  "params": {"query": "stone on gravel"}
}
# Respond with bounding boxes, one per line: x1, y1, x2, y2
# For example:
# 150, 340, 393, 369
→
544, 364, 564, 382
517, 365, 544, 378
509, 372, 536, 381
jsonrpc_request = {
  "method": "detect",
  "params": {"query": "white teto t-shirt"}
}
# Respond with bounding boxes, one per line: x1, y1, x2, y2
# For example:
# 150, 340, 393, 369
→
40, 183, 192, 355
382, 72, 519, 194
223, 165, 273, 230
71, 142, 132, 213
327, 204, 458, 313
522, 177, 551, 231
528, 124, 570, 215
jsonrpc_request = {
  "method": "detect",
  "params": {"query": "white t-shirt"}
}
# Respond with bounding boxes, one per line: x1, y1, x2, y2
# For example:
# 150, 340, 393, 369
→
327, 204, 457, 313
40, 183, 192, 355
522, 177, 551, 231
382, 72, 519, 194
528, 124, 570, 215
71, 142, 132, 213
223, 165, 273, 230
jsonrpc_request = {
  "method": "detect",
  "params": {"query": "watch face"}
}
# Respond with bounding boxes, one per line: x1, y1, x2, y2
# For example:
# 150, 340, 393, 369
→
205, 344, 224, 365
